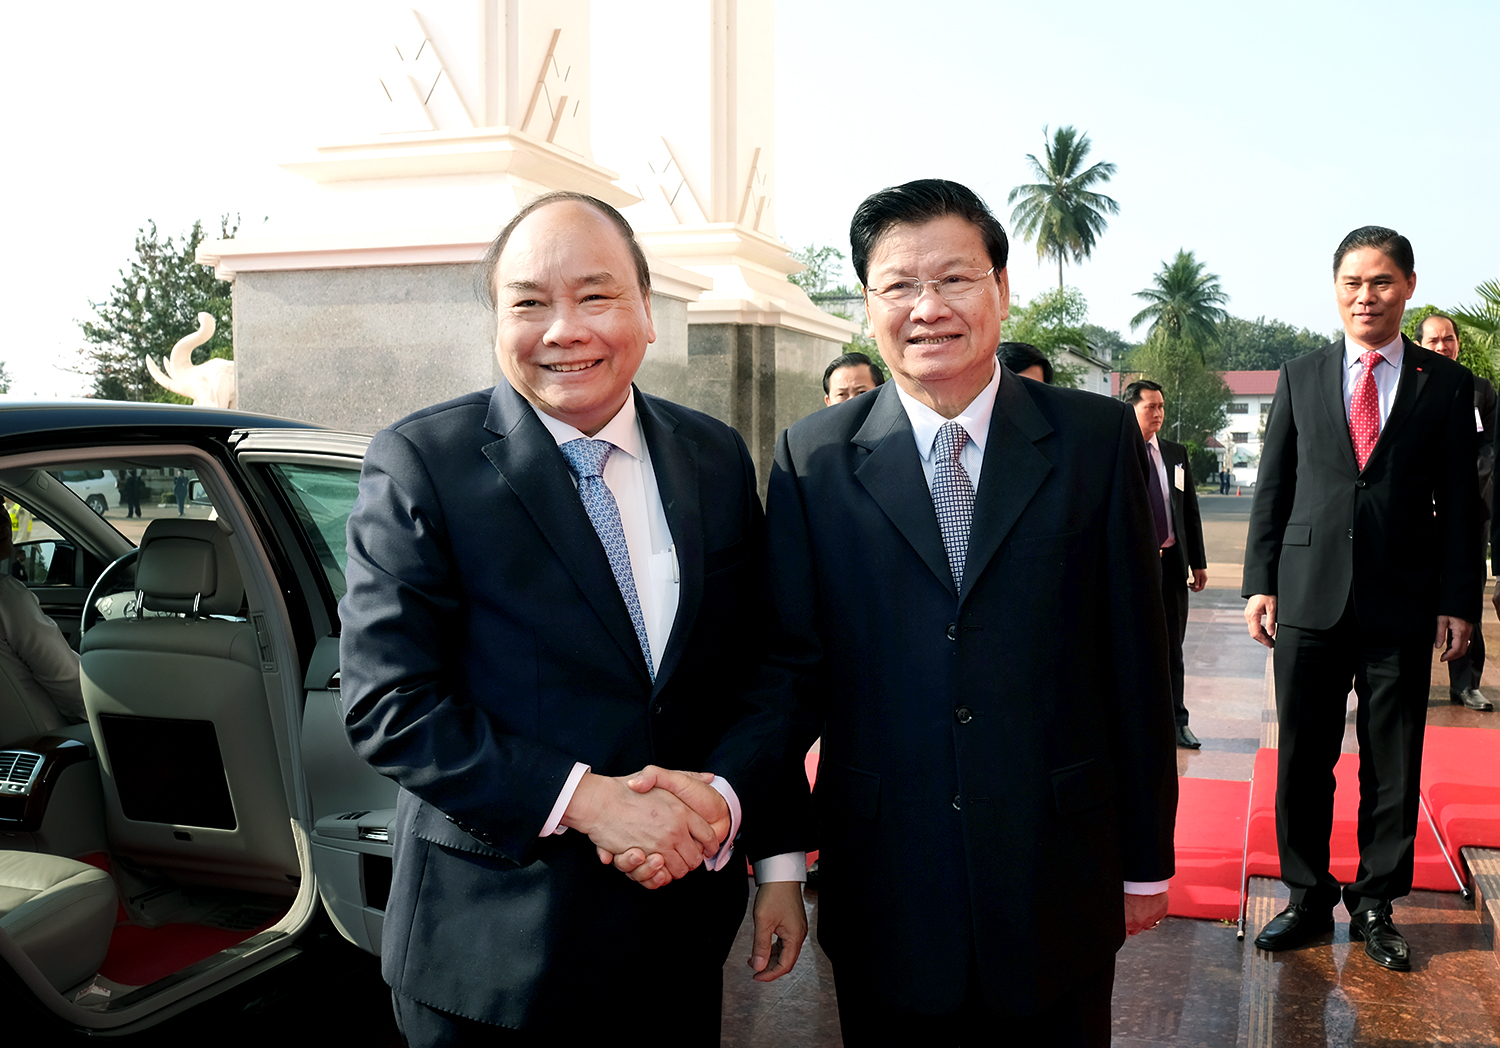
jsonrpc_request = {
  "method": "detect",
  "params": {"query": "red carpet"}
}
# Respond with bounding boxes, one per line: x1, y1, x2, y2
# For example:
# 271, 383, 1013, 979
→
98, 922, 270, 986
1166, 777, 1250, 920
1420, 726, 1500, 866
1244, 748, 1456, 891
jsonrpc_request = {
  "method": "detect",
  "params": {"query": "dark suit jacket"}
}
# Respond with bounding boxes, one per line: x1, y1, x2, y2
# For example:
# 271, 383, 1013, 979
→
1156, 437, 1207, 586
1243, 337, 1481, 633
756, 371, 1178, 1015
1474, 375, 1495, 520
338, 381, 809, 1028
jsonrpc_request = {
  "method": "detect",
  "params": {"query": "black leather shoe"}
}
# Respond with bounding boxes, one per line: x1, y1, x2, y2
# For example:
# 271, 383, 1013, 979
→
1350, 906, 1411, 971
1176, 725, 1202, 749
1253, 903, 1334, 951
1451, 688, 1494, 711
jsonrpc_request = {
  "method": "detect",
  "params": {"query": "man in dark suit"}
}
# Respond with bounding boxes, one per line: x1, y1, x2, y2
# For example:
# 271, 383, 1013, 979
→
339, 192, 808, 1044
1125, 379, 1210, 748
1418, 312, 1495, 711
755, 179, 1178, 1047
1244, 227, 1481, 972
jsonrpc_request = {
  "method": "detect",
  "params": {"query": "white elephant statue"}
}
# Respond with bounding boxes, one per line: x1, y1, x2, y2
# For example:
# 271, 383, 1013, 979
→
146, 312, 237, 409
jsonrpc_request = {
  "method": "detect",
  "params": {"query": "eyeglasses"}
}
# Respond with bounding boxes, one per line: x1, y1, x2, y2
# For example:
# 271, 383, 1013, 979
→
864, 267, 996, 305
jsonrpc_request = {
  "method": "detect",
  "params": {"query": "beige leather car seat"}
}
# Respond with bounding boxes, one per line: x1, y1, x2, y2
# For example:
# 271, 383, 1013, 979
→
80, 519, 297, 893
0, 852, 116, 991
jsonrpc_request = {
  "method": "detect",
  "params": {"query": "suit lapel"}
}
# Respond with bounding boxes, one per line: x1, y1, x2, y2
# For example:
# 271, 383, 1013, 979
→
637, 391, 699, 692
963, 373, 1054, 603
1317, 339, 1360, 474
480, 382, 651, 684
1372, 337, 1430, 460
853, 385, 954, 595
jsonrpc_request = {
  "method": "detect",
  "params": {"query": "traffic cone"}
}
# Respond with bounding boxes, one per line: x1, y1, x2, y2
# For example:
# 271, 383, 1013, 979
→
1236, 486, 1241, 497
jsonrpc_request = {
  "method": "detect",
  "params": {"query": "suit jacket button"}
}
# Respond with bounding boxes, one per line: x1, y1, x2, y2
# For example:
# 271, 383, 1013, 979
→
651, 701, 665, 716
946, 623, 958, 641
1347, 528, 1354, 538
955, 706, 973, 724
1356, 479, 1367, 489
952, 794, 962, 810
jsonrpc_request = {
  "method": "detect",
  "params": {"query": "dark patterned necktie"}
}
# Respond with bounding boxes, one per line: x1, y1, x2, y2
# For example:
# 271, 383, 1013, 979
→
558, 439, 654, 680
932, 421, 975, 589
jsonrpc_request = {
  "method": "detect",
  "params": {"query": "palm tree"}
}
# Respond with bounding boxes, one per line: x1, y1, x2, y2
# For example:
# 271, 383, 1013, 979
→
1453, 279, 1500, 362
1007, 126, 1120, 290
1130, 250, 1230, 351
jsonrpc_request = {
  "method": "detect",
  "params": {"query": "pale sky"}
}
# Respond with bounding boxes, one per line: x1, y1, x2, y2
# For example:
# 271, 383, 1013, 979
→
4, 0, 1496, 396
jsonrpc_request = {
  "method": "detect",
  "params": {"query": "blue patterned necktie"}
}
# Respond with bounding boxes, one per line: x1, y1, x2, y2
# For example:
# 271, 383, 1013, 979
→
932, 421, 975, 589
558, 439, 655, 680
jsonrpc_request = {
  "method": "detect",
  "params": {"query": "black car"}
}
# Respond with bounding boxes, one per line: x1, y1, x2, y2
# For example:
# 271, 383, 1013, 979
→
0, 401, 396, 1036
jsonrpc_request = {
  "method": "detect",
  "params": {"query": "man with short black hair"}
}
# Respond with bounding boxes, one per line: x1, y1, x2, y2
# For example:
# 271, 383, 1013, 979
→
1125, 379, 1209, 748
340, 191, 809, 1045
757, 178, 1177, 1047
1244, 226, 1481, 972
1417, 312, 1495, 711
997, 341, 1053, 384
823, 351, 885, 405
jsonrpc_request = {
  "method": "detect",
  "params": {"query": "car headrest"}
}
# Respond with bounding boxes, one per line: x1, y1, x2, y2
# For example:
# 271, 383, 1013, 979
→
134, 518, 245, 616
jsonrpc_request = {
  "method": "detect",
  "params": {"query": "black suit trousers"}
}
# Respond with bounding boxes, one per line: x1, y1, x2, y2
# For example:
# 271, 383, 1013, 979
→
1272, 602, 1430, 914
833, 952, 1114, 1047
1160, 554, 1191, 728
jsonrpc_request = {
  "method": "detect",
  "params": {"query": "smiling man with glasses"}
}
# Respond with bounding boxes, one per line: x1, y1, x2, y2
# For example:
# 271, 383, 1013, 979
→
753, 179, 1179, 1046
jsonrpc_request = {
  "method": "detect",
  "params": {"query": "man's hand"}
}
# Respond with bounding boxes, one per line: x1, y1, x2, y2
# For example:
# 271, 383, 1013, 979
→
562, 769, 722, 884
1245, 594, 1277, 648
592, 767, 732, 889
1124, 891, 1169, 935
1436, 616, 1473, 663
1189, 568, 1209, 593
749, 881, 807, 982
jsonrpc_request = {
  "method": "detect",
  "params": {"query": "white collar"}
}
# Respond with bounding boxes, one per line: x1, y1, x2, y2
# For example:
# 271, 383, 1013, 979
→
1344, 333, 1404, 371
532, 392, 643, 462
893, 360, 1002, 462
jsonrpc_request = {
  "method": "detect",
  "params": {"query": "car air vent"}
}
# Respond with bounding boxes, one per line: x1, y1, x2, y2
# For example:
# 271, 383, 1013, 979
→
359, 827, 391, 843
0, 751, 44, 796
337, 810, 371, 820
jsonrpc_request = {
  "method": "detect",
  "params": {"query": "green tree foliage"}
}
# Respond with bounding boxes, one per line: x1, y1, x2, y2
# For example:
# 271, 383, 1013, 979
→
78, 217, 236, 402
1401, 302, 1498, 385
1401, 283, 1500, 386
1130, 333, 1232, 448
1003, 287, 1097, 388
1181, 441, 1220, 489
1007, 125, 1119, 290
0, 362, 10, 394
1079, 324, 1132, 365
1130, 250, 1229, 353
1217, 316, 1328, 371
788, 243, 855, 296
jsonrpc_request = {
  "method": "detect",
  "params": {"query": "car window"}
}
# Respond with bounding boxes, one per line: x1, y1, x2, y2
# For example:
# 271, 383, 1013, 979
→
263, 463, 360, 601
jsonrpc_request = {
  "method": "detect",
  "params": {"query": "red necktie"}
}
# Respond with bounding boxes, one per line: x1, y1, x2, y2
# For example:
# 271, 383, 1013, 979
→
1350, 351, 1383, 470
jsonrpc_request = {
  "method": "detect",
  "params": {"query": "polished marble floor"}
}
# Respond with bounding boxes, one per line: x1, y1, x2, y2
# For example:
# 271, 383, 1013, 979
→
720, 499, 1500, 1046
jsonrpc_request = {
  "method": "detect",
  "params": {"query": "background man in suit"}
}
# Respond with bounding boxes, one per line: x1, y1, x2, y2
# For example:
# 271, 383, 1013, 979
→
997, 340, 1054, 384
339, 192, 808, 1045
757, 179, 1178, 1047
1244, 227, 1481, 972
1418, 312, 1495, 711
1125, 380, 1210, 748
824, 351, 885, 405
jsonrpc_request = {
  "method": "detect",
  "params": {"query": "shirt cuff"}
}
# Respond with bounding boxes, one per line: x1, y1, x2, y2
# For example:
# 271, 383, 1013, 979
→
539, 762, 591, 837
702, 775, 742, 871
753, 853, 807, 884
1124, 880, 1170, 895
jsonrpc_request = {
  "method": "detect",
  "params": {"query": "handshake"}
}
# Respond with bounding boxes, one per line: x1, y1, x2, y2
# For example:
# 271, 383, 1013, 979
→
560, 765, 732, 890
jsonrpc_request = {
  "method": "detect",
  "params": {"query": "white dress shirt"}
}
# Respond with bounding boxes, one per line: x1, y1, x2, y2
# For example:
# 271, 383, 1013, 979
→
530, 397, 802, 883
1342, 332, 1405, 428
